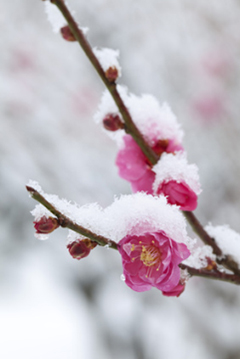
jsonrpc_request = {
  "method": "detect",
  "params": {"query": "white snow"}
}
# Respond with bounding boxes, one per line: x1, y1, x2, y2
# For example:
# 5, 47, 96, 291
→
205, 224, 240, 269
67, 230, 86, 245
183, 244, 216, 269
93, 47, 122, 75
153, 151, 202, 195
29, 182, 194, 250
94, 85, 184, 146
44, 1, 66, 33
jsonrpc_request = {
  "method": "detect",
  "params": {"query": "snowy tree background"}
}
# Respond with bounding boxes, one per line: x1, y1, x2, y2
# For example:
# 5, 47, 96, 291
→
1, 0, 240, 358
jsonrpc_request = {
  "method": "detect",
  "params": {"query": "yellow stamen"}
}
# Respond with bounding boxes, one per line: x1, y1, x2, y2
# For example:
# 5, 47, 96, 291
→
140, 245, 161, 267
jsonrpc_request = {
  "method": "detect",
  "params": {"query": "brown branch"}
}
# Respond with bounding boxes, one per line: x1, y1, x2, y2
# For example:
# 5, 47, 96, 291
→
26, 185, 118, 250
179, 263, 240, 285
184, 211, 222, 255
184, 211, 240, 276
46, 1, 240, 278
50, 0, 158, 166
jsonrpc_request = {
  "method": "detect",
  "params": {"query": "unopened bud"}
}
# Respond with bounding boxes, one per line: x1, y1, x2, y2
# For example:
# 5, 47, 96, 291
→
103, 113, 124, 131
34, 216, 59, 234
60, 25, 76, 42
105, 66, 119, 83
67, 239, 97, 260
152, 139, 169, 156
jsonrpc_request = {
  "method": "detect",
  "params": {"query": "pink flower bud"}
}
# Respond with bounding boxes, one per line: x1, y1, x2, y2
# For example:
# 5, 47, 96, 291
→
67, 239, 97, 260
60, 25, 76, 42
156, 180, 198, 211
118, 231, 190, 296
105, 66, 119, 82
116, 135, 183, 194
103, 114, 124, 131
152, 139, 169, 156
34, 216, 59, 234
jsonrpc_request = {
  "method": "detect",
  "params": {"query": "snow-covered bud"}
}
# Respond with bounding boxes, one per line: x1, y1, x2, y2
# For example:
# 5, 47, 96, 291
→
153, 152, 201, 211
105, 66, 119, 83
67, 239, 97, 260
60, 25, 76, 42
103, 113, 124, 131
34, 216, 59, 234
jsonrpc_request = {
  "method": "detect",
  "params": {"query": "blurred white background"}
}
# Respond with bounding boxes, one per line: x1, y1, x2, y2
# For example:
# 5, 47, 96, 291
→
1, 0, 240, 358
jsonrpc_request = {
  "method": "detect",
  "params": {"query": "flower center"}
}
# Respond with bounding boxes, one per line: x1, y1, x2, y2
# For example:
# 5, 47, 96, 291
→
140, 245, 161, 267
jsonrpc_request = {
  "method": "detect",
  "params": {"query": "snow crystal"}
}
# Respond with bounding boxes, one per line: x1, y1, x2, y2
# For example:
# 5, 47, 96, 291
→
205, 224, 240, 269
31, 204, 53, 222
34, 233, 49, 241
44, 1, 66, 33
94, 85, 184, 146
104, 192, 193, 249
27, 180, 44, 195
93, 48, 122, 75
153, 152, 202, 195
183, 245, 216, 269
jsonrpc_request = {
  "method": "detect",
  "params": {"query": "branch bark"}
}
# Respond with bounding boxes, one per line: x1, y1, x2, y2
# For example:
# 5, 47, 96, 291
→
179, 263, 240, 285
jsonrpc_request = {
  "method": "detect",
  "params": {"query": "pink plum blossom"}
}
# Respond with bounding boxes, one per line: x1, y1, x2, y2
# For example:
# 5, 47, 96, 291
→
116, 135, 183, 194
156, 180, 198, 211
118, 230, 190, 296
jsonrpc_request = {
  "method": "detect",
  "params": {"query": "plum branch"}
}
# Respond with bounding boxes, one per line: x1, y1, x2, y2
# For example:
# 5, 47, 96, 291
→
179, 263, 240, 285
26, 185, 118, 250
184, 211, 240, 276
50, 0, 158, 166
36, 1, 240, 283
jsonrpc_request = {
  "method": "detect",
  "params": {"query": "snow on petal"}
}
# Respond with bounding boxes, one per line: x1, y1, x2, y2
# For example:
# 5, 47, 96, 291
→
104, 192, 193, 250
94, 86, 183, 146
153, 152, 201, 196
126, 95, 183, 145
28, 182, 193, 251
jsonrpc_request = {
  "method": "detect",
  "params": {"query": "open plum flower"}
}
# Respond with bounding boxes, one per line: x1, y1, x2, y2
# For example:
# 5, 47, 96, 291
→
116, 134, 183, 194
153, 152, 201, 211
118, 230, 190, 296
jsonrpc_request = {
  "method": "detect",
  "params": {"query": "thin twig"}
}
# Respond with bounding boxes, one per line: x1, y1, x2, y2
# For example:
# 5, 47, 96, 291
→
179, 263, 240, 285
184, 211, 222, 256
50, 0, 158, 166
26, 185, 119, 250
184, 211, 240, 276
